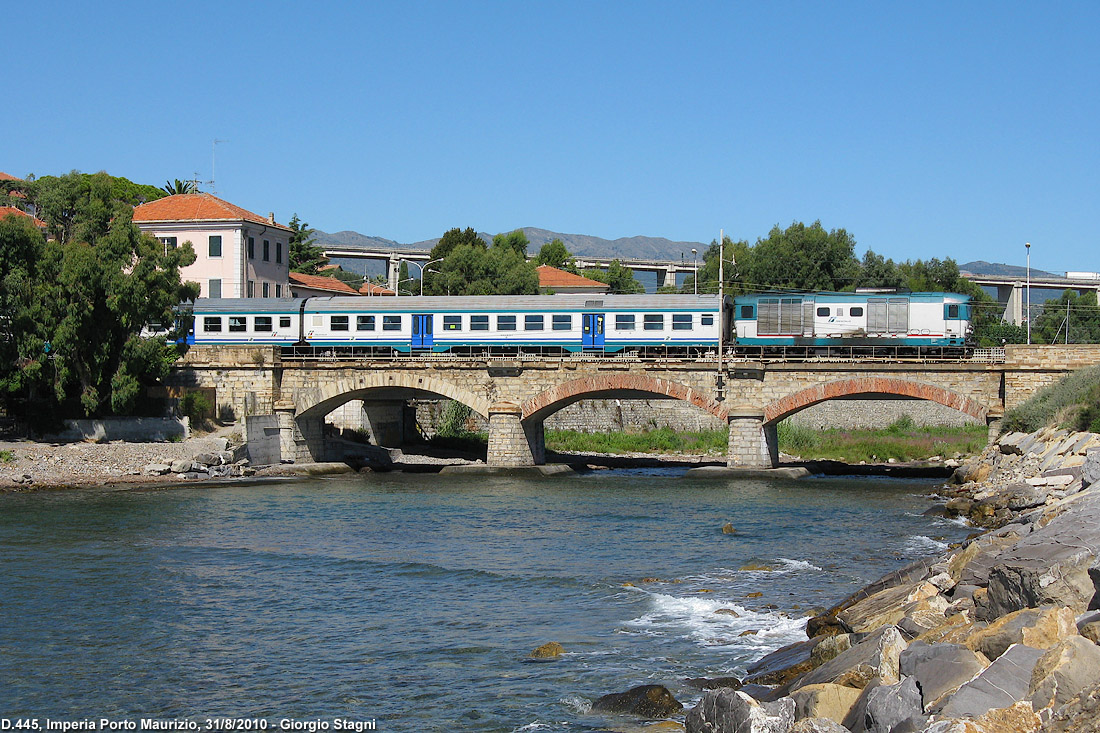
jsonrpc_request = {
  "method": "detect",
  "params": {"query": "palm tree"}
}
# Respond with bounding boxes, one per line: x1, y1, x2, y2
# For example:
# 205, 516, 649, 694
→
161, 179, 197, 195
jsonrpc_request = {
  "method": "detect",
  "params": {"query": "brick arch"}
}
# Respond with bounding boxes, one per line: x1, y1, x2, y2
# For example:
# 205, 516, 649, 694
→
522, 374, 727, 423
764, 377, 987, 425
295, 372, 492, 420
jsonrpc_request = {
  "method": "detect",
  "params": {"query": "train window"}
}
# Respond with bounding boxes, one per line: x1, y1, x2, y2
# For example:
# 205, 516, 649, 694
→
850, 307, 864, 317
280, 317, 291, 328
552, 315, 572, 330
254, 317, 272, 332
331, 315, 349, 331
470, 315, 489, 330
203, 317, 222, 332
817, 307, 830, 317
383, 316, 401, 331
644, 314, 664, 330
229, 316, 246, 333
443, 315, 461, 330
740, 305, 754, 318
672, 314, 692, 330
497, 315, 516, 331
946, 304, 960, 319
525, 315, 544, 331
701, 314, 714, 326
615, 314, 635, 330
357, 315, 375, 331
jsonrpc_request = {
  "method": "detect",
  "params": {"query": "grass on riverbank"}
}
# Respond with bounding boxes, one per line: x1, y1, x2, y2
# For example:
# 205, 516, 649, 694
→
1002, 364, 1100, 434
777, 417, 988, 463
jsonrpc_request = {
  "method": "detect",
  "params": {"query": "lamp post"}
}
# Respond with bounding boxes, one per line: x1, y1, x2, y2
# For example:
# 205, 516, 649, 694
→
691, 248, 698, 295
401, 258, 442, 296
1025, 242, 1031, 345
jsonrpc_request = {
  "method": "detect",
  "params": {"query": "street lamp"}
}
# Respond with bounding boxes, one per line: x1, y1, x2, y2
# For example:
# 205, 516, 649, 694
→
401, 258, 442, 296
691, 248, 698, 295
1025, 242, 1031, 345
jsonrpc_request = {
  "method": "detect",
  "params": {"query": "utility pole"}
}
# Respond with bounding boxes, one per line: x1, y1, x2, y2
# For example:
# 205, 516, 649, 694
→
717, 228, 724, 400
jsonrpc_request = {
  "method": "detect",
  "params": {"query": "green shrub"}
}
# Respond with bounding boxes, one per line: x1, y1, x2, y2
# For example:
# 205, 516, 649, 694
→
437, 400, 474, 438
179, 391, 212, 424
1003, 365, 1100, 433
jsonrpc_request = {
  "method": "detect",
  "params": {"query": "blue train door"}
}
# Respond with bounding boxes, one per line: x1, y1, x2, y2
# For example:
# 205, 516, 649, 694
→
411, 313, 433, 349
582, 313, 605, 349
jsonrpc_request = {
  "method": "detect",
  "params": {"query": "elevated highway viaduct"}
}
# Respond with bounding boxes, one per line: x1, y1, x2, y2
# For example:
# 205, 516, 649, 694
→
167, 346, 1100, 469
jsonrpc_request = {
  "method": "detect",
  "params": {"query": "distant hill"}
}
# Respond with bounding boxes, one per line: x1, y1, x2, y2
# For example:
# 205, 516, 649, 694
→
314, 227, 708, 261
960, 260, 1060, 278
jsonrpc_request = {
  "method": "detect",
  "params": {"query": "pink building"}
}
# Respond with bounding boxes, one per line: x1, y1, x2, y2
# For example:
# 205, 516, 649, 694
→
133, 193, 291, 299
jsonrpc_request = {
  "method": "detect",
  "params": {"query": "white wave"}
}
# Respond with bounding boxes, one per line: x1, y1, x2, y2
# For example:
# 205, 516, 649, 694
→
777, 558, 822, 572
903, 535, 949, 554
558, 695, 592, 714
511, 724, 553, 733
625, 591, 808, 651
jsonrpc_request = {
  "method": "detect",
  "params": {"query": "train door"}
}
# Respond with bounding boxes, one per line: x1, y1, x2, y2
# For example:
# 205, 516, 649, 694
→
411, 313, 434, 350
582, 313, 605, 349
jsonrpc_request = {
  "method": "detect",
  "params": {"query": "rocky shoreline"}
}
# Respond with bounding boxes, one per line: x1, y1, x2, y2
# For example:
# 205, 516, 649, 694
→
677, 426, 1100, 733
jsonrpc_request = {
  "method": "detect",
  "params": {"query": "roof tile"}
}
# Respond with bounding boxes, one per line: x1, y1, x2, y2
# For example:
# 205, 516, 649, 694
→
133, 193, 291, 231
289, 271, 361, 294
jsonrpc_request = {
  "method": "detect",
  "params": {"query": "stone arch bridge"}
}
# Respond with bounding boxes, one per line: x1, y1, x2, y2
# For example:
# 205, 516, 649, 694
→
167, 345, 1100, 468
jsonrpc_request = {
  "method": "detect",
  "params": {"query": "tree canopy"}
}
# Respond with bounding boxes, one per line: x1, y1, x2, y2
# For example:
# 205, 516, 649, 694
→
288, 214, 328, 274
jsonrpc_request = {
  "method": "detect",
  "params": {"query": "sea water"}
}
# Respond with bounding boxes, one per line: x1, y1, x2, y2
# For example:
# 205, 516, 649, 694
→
0, 469, 971, 732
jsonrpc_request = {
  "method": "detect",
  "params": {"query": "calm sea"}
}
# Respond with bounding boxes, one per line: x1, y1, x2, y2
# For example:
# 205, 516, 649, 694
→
0, 469, 970, 732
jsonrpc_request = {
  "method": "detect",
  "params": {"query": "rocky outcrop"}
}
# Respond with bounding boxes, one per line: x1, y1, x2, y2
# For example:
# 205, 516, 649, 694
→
593, 684, 683, 718
682, 426, 1100, 733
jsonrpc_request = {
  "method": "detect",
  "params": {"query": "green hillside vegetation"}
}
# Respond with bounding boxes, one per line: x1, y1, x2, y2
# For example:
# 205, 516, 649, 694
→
1002, 365, 1100, 434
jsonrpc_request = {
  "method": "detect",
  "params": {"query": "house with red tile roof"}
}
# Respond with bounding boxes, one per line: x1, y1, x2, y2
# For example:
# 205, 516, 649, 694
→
359, 281, 395, 296
536, 265, 610, 294
133, 193, 291, 299
288, 271, 363, 297
0, 206, 48, 234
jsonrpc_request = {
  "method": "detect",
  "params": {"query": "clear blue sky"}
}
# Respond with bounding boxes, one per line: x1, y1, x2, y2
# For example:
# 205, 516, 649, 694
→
9, 1, 1097, 273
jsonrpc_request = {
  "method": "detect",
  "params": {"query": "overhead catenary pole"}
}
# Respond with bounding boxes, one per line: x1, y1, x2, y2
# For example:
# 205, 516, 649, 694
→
717, 229, 724, 399
1026, 242, 1031, 345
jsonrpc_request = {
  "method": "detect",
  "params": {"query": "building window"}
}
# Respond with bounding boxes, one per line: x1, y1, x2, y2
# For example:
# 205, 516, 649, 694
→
525, 315, 544, 330
203, 317, 222, 332
357, 315, 375, 331
208, 236, 222, 258
275, 284, 282, 298
279, 317, 291, 328
552, 315, 572, 330
443, 315, 462, 330
160, 236, 177, 251
254, 316, 272, 332
383, 315, 401, 331
263, 240, 270, 261
248, 237, 255, 259
672, 314, 692, 330
262, 282, 270, 298
701, 314, 714, 326
497, 315, 516, 331
470, 315, 489, 330
331, 315, 349, 331
644, 314, 664, 330
276, 242, 283, 264
247, 281, 255, 298
228, 316, 246, 332
208, 279, 222, 298
615, 314, 635, 330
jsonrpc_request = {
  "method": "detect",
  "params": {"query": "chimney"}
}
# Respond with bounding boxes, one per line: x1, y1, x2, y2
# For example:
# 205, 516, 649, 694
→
268, 212, 275, 224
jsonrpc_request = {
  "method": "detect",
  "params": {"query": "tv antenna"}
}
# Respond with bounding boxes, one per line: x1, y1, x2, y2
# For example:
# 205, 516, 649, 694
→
211, 139, 228, 194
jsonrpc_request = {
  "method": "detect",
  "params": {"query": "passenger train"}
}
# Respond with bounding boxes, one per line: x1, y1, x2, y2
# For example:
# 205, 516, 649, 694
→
188, 291, 973, 357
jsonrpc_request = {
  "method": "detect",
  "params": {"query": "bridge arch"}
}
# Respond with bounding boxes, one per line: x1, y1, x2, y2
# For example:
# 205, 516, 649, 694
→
522, 374, 727, 424
294, 371, 492, 421
763, 377, 987, 425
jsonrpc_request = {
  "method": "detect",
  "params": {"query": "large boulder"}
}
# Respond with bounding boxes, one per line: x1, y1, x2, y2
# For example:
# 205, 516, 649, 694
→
790, 719, 850, 733
898, 643, 988, 711
1029, 635, 1100, 712
529, 641, 563, 659
793, 626, 909, 692
964, 606, 1076, 660
685, 689, 794, 733
593, 684, 683, 719
745, 637, 826, 686
860, 676, 926, 733
838, 581, 939, 634
1041, 678, 1100, 732
937, 643, 1046, 719
1085, 448, 1100, 488
788, 683, 862, 723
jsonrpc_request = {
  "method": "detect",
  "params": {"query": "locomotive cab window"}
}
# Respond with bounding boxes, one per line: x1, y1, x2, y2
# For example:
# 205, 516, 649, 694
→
254, 316, 272, 332
850, 306, 864, 317
701, 314, 714, 326
203, 317, 222, 332
817, 307, 830, 317
471, 315, 489, 331
525, 315, 544, 331
740, 305, 754, 318
615, 314, 635, 330
672, 314, 692, 330
946, 304, 960, 319
228, 316, 246, 333
497, 315, 516, 331
331, 315, 349, 331
443, 315, 462, 330
357, 315, 375, 331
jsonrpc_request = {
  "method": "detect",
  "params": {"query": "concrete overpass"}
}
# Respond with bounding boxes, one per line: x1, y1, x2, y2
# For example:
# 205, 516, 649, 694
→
962, 273, 1100, 326
321, 245, 697, 292
167, 345, 1100, 470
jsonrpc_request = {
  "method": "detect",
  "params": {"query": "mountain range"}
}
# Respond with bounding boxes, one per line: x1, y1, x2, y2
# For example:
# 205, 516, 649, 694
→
312, 227, 1062, 277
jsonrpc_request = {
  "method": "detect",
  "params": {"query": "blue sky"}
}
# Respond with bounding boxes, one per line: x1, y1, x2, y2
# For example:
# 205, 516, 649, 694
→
9, 1, 1097, 273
